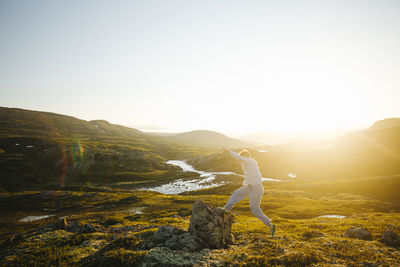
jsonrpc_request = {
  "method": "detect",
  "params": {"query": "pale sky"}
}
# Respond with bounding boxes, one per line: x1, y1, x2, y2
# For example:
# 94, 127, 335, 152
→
1, 0, 400, 140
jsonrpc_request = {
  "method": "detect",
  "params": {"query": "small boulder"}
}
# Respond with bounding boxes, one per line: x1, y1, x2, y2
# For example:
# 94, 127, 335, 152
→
380, 229, 400, 247
66, 222, 97, 233
344, 227, 372, 241
302, 230, 325, 240
42, 217, 67, 231
66, 222, 81, 232
52, 217, 67, 229
80, 224, 97, 233
188, 199, 234, 248
0, 233, 24, 248
140, 247, 208, 267
143, 226, 208, 252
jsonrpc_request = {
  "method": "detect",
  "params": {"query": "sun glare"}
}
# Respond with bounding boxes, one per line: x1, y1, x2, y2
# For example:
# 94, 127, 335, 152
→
195, 59, 372, 138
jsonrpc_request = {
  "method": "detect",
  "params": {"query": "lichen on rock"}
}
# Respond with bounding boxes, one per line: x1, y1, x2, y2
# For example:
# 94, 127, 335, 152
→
344, 227, 372, 241
380, 229, 400, 247
142, 225, 208, 252
188, 198, 234, 248
140, 247, 210, 267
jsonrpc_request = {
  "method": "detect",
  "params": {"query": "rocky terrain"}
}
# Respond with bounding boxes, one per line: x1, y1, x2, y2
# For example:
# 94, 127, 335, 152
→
1, 186, 400, 266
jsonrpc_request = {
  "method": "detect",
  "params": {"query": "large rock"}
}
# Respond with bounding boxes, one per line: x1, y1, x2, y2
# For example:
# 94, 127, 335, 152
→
344, 227, 372, 241
380, 229, 400, 247
142, 226, 208, 252
188, 199, 234, 248
140, 247, 209, 267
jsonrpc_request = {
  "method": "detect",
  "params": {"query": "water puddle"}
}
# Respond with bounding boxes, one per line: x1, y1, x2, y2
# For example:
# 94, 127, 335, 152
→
262, 177, 281, 182
125, 207, 145, 214
19, 214, 55, 223
317, 215, 346, 219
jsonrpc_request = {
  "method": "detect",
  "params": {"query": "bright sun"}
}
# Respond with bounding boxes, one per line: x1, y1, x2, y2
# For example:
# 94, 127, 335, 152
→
191, 59, 373, 137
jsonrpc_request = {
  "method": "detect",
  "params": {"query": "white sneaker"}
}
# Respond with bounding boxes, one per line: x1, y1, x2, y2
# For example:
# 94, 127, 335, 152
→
217, 207, 229, 213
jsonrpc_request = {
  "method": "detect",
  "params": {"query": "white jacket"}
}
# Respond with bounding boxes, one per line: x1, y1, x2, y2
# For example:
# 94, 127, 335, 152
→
229, 151, 262, 185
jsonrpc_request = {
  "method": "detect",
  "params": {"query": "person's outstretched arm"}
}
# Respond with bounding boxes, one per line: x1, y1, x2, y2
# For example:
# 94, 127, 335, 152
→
227, 150, 248, 162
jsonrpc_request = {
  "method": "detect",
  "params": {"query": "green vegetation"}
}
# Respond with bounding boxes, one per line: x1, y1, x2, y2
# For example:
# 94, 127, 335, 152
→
1, 107, 400, 266
0, 107, 220, 192
1, 181, 399, 266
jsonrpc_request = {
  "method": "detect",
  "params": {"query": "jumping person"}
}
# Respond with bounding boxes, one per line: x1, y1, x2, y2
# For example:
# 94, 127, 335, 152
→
222, 148, 275, 237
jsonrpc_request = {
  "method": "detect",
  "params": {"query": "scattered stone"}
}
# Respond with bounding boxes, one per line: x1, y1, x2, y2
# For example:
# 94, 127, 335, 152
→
81, 224, 97, 233
188, 199, 234, 248
103, 218, 121, 226
51, 217, 67, 230
344, 227, 372, 241
79, 239, 104, 249
66, 222, 97, 233
380, 229, 400, 247
66, 222, 81, 232
41, 217, 67, 231
0, 233, 24, 249
140, 247, 209, 267
142, 226, 208, 252
302, 230, 325, 239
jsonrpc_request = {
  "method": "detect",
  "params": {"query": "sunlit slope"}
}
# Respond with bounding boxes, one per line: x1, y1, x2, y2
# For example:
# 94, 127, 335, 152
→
255, 119, 400, 179
191, 118, 400, 181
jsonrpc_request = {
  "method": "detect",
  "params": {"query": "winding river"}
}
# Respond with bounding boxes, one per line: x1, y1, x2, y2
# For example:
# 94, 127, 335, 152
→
141, 160, 282, 194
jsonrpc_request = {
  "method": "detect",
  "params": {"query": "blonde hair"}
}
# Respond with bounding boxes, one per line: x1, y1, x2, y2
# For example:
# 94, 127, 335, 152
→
239, 149, 251, 158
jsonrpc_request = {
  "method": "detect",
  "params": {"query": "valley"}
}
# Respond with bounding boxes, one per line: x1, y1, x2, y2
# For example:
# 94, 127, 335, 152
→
0, 107, 400, 266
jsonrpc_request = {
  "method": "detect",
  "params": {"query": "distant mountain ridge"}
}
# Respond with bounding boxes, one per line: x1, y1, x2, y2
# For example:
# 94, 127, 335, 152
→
168, 130, 249, 149
369, 118, 400, 130
192, 118, 400, 180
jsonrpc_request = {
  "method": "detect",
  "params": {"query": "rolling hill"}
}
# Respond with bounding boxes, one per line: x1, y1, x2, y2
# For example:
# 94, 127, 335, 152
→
167, 130, 249, 149
0, 107, 252, 192
2, 106, 399, 193
191, 118, 400, 181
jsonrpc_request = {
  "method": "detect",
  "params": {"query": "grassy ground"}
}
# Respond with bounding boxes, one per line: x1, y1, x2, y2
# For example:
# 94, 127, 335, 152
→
1, 181, 399, 266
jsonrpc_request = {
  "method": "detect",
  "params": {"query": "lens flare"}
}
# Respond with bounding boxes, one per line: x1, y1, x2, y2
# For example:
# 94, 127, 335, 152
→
36, 113, 86, 190
71, 139, 85, 165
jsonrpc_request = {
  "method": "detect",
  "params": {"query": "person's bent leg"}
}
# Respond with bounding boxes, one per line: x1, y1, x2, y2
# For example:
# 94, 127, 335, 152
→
223, 185, 249, 212
248, 184, 272, 227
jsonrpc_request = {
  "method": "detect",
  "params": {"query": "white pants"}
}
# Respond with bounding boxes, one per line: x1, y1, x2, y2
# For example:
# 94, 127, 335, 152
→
224, 184, 271, 227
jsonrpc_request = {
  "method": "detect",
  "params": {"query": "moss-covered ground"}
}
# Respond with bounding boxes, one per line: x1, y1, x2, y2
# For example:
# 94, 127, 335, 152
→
1, 181, 399, 266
